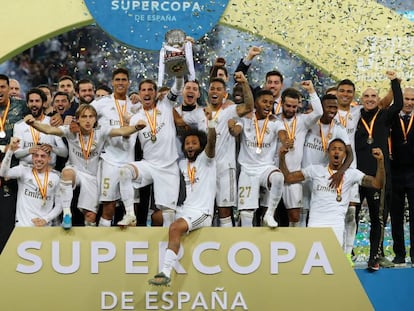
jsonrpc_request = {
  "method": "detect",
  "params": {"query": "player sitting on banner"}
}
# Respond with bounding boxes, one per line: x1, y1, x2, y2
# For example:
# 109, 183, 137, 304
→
149, 107, 216, 286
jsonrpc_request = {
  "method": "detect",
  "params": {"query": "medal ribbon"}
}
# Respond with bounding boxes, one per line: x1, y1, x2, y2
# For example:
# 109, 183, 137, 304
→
400, 115, 413, 142
338, 110, 350, 127
187, 161, 196, 186
32, 168, 49, 201
29, 115, 45, 145
360, 110, 380, 142
79, 130, 94, 160
283, 116, 297, 142
327, 167, 344, 200
0, 99, 10, 134
274, 100, 281, 114
114, 99, 127, 127
144, 108, 158, 138
319, 120, 334, 152
212, 107, 222, 122
254, 115, 269, 149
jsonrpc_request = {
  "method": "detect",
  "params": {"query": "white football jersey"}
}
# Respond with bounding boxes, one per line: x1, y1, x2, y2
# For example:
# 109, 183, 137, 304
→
238, 114, 284, 171
302, 120, 350, 167
13, 117, 68, 167
92, 94, 138, 165
130, 96, 178, 167
334, 106, 361, 168
6, 165, 61, 227
60, 125, 110, 175
179, 151, 216, 215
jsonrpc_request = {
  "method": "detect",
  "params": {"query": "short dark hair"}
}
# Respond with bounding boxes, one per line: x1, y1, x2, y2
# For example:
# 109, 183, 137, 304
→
139, 79, 157, 92
0, 74, 9, 85
266, 70, 284, 83
96, 84, 112, 94
26, 88, 47, 103
112, 68, 129, 80
210, 65, 228, 78
328, 138, 346, 150
255, 89, 274, 102
185, 79, 200, 89
321, 94, 337, 103
281, 88, 301, 103
53, 91, 70, 102
58, 75, 75, 85
337, 79, 355, 91
76, 79, 95, 92
181, 129, 207, 154
209, 77, 226, 88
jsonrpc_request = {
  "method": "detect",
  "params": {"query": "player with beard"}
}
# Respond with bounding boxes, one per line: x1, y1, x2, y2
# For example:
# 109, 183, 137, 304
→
274, 81, 322, 227
148, 110, 216, 287
206, 72, 254, 227
0, 137, 61, 227
76, 79, 95, 105
89, 68, 139, 227
24, 104, 146, 229
280, 139, 385, 251
118, 77, 183, 228
13, 88, 68, 168
175, 80, 205, 132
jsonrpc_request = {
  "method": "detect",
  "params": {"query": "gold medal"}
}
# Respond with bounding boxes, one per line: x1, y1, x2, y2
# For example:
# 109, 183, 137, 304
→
336, 195, 342, 202
254, 115, 269, 155
361, 110, 379, 147
145, 108, 158, 143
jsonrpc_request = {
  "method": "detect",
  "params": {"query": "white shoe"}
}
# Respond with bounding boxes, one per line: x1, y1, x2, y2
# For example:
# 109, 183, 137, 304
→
263, 214, 278, 228
117, 214, 137, 227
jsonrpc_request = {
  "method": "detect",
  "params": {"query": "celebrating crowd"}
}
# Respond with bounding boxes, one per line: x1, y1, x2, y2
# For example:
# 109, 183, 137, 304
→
0, 43, 411, 286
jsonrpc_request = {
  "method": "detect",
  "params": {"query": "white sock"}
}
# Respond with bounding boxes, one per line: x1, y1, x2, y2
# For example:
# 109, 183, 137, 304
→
161, 249, 178, 278
264, 172, 284, 219
119, 166, 135, 215
219, 216, 233, 227
343, 206, 356, 254
289, 222, 299, 227
85, 221, 96, 227
99, 217, 112, 227
59, 180, 73, 214
162, 209, 176, 227
240, 210, 254, 227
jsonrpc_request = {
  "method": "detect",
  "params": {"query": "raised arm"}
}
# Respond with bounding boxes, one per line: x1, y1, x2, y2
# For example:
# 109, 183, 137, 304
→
0, 137, 20, 177
24, 115, 64, 136
235, 72, 254, 117
204, 106, 216, 158
301, 80, 323, 128
166, 76, 185, 105
279, 145, 305, 184
384, 71, 403, 125
361, 148, 385, 189
234, 46, 262, 79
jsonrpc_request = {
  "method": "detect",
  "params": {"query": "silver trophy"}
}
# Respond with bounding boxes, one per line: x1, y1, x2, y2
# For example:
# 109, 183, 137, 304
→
163, 29, 189, 77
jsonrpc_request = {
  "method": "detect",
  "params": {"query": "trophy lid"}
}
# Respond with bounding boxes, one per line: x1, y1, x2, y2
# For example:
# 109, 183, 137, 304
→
165, 29, 186, 47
